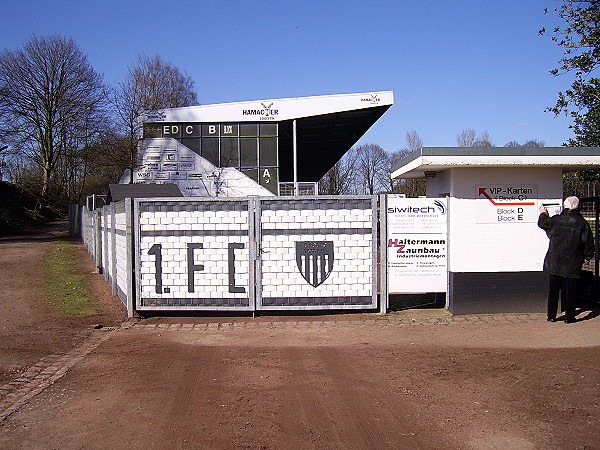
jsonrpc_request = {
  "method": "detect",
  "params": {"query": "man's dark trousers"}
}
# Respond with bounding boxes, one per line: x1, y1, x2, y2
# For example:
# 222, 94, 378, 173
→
548, 274, 578, 320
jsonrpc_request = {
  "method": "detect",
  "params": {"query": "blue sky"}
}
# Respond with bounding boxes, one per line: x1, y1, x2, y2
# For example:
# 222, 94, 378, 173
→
1, 0, 574, 151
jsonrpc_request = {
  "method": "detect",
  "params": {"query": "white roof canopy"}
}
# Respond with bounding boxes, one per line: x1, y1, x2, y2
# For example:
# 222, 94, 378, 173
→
392, 147, 600, 179
143, 91, 394, 123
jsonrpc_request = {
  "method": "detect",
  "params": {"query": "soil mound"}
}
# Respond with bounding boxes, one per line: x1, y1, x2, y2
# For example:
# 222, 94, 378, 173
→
0, 181, 61, 236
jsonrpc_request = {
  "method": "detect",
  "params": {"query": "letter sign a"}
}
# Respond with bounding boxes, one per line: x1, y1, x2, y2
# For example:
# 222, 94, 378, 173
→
262, 169, 271, 184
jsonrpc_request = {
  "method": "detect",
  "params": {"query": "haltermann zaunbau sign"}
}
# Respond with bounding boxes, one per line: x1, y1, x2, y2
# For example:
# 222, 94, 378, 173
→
386, 196, 448, 294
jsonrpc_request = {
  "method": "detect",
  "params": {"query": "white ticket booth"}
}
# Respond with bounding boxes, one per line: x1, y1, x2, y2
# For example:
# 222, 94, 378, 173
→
391, 147, 600, 314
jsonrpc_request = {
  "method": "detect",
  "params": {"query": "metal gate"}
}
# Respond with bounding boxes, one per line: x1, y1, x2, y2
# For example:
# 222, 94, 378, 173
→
133, 196, 378, 312
578, 196, 600, 303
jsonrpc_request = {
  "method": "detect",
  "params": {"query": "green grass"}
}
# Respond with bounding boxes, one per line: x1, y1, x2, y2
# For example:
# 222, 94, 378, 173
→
41, 239, 99, 317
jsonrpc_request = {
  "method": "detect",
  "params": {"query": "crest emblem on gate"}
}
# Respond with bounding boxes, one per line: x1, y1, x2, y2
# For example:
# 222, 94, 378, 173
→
295, 241, 334, 287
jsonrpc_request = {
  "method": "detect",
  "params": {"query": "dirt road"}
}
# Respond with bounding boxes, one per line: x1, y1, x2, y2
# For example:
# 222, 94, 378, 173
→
0, 223, 126, 386
0, 225, 599, 449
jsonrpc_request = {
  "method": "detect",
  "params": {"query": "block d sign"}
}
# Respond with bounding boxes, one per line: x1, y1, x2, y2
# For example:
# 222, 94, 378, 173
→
477, 185, 537, 224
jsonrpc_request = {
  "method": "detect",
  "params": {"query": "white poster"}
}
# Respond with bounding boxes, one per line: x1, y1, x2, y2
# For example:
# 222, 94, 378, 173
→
386, 196, 448, 293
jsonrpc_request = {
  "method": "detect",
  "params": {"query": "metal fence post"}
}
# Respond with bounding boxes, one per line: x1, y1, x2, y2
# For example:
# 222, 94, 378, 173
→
111, 202, 118, 296
379, 194, 388, 314
94, 210, 102, 274
125, 197, 135, 317
103, 206, 109, 282
249, 197, 258, 314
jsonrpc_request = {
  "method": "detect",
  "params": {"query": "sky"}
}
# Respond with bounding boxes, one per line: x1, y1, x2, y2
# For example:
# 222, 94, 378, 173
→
0, 0, 576, 151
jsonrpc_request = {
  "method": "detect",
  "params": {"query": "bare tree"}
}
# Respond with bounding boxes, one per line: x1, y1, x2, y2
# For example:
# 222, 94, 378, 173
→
354, 143, 390, 194
456, 129, 476, 147
390, 131, 426, 197
523, 139, 545, 147
132, 54, 198, 112
475, 131, 492, 146
78, 131, 135, 197
0, 35, 107, 198
319, 147, 357, 195
457, 129, 493, 147
405, 130, 423, 152
504, 139, 545, 147
0, 144, 7, 181
387, 150, 404, 193
112, 54, 199, 182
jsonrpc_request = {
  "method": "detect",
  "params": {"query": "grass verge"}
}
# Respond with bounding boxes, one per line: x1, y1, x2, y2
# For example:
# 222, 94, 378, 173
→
41, 239, 99, 317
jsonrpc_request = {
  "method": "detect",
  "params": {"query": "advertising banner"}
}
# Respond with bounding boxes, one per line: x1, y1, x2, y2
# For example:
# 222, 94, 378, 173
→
386, 196, 448, 293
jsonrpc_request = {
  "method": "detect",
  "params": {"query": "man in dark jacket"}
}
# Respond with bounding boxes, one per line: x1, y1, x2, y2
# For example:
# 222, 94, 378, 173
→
538, 196, 595, 323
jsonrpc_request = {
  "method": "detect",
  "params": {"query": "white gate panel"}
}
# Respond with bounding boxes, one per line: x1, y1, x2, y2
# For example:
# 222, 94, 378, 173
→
257, 197, 378, 310
132, 196, 378, 313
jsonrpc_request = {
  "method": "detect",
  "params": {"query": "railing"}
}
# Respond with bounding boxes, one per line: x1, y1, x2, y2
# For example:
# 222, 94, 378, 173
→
278, 182, 318, 196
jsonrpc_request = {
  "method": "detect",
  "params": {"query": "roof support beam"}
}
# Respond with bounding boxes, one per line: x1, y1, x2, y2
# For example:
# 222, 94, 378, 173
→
293, 119, 298, 195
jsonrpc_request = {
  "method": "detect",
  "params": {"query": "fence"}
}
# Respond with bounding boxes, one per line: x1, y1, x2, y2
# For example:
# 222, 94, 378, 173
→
82, 195, 600, 317
82, 196, 381, 317
82, 198, 135, 313
579, 197, 600, 302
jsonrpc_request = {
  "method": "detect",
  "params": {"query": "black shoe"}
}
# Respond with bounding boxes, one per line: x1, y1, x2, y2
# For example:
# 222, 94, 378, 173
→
564, 318, 577, 324
547, 317, 558, 322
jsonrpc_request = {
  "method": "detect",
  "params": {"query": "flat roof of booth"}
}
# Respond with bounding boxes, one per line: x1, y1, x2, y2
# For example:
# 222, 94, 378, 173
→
108, 183, 183, 202
391, 147, 600, 179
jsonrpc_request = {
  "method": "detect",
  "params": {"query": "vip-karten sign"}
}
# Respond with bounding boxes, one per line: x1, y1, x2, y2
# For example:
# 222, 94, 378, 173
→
386, 196, 448, 294
477, 185, 538, 224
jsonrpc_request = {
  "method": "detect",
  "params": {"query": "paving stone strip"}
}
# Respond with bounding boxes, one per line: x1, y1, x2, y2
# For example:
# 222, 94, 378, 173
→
0, 327, 119, 423
133, 313, 543, 331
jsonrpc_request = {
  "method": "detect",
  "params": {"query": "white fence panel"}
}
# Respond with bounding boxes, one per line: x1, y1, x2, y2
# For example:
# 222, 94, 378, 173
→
134, 198, 254, 311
